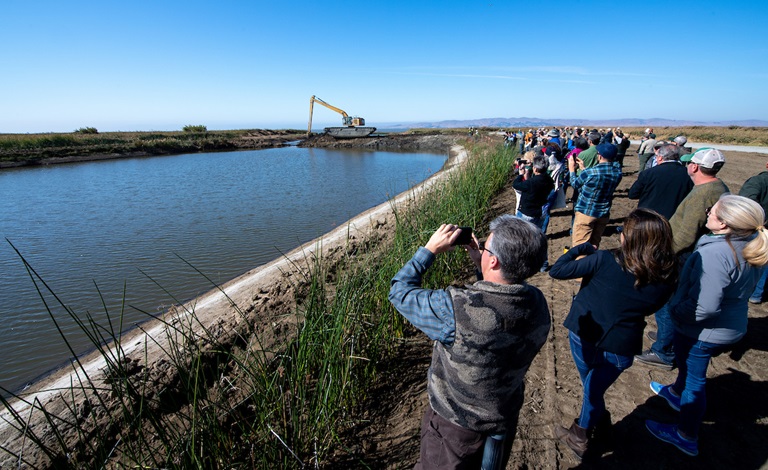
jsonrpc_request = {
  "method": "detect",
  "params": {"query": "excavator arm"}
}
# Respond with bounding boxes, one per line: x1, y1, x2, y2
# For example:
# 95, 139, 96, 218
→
308, 95, 365, 136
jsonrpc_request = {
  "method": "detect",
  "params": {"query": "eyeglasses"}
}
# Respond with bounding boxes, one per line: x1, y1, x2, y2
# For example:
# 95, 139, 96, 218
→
479, 240, 495, 257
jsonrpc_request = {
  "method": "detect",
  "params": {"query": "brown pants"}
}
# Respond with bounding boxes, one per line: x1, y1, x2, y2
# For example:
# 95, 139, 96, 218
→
414, 408, 484, 469
572, 211, 609, 249
414, 398, 520, 469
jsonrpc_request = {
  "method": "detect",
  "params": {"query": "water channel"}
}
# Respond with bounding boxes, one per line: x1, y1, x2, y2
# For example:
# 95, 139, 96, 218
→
0, 146, 447, 394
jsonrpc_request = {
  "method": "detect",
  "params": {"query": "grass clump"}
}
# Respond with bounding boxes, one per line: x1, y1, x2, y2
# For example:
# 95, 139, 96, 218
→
1, 141, 517, 468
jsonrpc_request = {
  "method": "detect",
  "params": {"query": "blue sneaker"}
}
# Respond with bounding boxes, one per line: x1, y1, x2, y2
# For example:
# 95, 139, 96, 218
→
645, 420, 698, 456
650, 381, 681, 411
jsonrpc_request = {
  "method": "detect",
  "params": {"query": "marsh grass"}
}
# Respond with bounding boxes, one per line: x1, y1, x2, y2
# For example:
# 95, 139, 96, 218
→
0, 129, 305, 164
1, 141, 517, 468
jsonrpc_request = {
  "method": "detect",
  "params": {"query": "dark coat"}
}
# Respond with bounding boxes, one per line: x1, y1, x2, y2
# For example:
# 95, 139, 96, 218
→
512, 172, 554, 218
628, 161, 693, 220
549, 243, 675, 356
739, 171, 768, 223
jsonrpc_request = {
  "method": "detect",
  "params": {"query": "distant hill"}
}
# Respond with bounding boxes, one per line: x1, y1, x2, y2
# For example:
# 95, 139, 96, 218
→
384, 117, 768, 129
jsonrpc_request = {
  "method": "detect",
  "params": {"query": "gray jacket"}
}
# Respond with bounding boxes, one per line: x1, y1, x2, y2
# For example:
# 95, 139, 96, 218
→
671, 233, 761, 344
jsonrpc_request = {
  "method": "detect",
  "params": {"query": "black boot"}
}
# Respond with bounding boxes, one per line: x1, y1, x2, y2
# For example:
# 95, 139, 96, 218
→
592, 411, 612, 441
554, 419, 589, 460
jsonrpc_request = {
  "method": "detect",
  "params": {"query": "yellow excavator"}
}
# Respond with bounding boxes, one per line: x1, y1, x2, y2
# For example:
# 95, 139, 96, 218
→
307, 95, 376, 138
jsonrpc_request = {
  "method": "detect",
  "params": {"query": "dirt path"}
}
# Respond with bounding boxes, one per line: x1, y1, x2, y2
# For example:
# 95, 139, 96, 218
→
348, 145, 768, 469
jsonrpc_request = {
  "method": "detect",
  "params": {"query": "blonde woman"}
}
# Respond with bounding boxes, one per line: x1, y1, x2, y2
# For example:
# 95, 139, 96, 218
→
646, 194, 768, 457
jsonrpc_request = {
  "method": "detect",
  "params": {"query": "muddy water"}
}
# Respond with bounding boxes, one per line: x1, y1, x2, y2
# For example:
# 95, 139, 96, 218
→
0, 146, 446, 394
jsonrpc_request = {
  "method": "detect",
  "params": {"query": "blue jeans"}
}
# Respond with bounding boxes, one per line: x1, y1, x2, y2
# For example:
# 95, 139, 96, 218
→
568, 331, 634, 429
651, 301, 676, 365
671, 334, 728, 439
750, 266, 768, 301
540, 189, 559, 234
515, 210, 544, 232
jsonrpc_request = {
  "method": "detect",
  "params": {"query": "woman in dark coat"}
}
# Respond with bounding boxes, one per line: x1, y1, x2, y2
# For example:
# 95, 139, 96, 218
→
549, 208, 678, 459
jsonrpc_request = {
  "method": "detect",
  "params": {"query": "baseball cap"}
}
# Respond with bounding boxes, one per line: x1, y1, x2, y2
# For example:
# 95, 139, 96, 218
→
674, 135, 688, 146
653, 140, 669, 149
680, 148, 725, 168
596, 143, 618, 161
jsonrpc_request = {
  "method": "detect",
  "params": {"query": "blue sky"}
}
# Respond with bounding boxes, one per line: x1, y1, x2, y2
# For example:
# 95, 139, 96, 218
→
3, 0, 767, 133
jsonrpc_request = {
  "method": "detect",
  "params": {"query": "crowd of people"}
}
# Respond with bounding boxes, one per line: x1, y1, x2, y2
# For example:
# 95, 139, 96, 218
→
387, 128, 768, 469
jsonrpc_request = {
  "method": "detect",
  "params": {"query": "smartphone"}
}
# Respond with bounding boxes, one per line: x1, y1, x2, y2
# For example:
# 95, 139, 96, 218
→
452, 227, 473, 246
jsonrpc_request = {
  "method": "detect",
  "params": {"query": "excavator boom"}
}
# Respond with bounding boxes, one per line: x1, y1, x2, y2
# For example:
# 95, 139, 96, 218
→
307, 95, 375, 138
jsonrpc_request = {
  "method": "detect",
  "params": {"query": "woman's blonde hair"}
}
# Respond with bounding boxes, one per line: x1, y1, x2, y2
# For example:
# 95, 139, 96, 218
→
714, 194, 768, 267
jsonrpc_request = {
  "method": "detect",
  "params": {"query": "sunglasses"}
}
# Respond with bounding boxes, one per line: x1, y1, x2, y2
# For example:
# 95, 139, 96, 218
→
478, 240, 495, 257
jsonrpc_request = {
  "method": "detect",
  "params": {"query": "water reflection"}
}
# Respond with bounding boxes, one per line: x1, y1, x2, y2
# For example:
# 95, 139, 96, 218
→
0, 147, 445, 393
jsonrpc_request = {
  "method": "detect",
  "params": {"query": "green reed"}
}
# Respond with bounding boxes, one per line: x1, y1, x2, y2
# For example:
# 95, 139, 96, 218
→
0, 141, 517, 468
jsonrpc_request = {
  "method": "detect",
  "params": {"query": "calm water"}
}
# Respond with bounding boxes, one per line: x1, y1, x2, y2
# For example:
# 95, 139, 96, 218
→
0, 146, 446, 394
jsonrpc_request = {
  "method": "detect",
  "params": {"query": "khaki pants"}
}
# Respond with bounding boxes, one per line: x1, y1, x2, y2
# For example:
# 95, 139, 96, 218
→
572, 211, 610, 249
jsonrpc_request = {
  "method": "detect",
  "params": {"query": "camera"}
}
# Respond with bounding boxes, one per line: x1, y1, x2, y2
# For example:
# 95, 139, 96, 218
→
451, 227, 473, 246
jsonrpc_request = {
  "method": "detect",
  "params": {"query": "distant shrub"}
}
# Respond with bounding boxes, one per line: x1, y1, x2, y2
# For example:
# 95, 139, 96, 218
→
74, 127, 99, 134
183, 125, 207, 133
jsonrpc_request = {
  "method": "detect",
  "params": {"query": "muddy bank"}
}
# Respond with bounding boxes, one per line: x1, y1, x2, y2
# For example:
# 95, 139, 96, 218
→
0, 134, 462, 468
301, 132, 460, 152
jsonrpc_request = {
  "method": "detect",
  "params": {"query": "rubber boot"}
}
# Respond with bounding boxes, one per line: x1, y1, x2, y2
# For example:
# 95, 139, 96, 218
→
554, 419, 589, 460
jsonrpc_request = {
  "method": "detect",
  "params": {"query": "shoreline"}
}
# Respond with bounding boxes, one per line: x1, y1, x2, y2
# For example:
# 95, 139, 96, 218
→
0, 136, 463, 466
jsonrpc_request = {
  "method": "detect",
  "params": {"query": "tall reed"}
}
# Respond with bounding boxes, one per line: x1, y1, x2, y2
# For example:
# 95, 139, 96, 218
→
1, 141, 517, 468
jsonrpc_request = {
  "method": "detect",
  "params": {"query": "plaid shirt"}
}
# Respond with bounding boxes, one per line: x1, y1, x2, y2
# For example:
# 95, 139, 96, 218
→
388, 247, 456, 344
571, 162, 623, 218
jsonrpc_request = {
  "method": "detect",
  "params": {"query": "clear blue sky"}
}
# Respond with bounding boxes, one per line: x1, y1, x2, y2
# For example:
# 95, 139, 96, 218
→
3, 0, 767, 133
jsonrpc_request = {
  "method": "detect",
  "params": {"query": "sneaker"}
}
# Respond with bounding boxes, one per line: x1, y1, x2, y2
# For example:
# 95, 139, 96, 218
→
645, 420, 698, 456
646, 330, 657, 342
650, 381, 681, 411
749, 297, 762, 304
635, 349, 674, 370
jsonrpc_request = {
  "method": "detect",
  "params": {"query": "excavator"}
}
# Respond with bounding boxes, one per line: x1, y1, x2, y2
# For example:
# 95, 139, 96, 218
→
307, 95, 376, 138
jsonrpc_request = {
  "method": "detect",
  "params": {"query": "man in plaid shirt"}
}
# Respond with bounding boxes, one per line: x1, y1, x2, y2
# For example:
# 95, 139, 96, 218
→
568, 143, 623, 248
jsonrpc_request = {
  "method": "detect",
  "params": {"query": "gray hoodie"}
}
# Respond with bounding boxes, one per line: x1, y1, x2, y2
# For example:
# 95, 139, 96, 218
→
671, 233, 761, 344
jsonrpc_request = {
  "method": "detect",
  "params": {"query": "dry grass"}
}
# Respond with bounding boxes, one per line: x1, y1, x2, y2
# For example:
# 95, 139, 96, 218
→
616, 126, 768, 146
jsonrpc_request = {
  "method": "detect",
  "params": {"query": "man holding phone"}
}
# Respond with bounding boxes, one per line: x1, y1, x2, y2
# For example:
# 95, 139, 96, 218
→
389, 215, 551, 469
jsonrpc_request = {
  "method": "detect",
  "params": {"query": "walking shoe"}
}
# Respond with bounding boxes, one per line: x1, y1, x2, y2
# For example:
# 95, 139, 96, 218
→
635, 349, 674, 370
650, 381, 681, 411
749, 297, 762, 304
646, 330, 657, 342
645, 420, 698, 456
